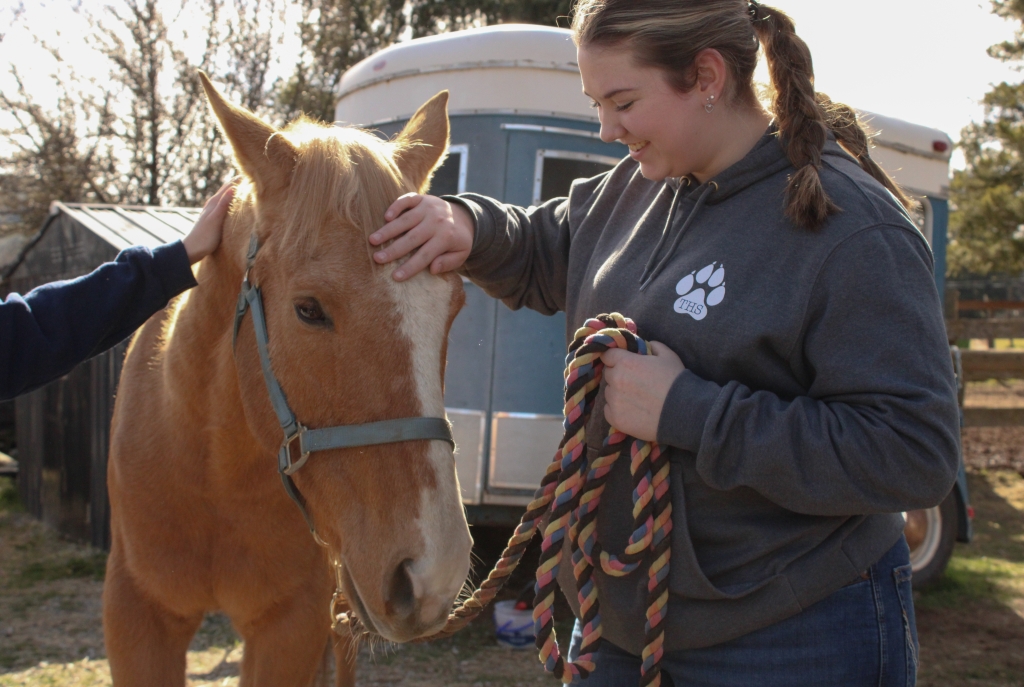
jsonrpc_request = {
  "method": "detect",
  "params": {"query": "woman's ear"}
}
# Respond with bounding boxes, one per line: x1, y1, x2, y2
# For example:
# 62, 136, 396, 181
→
693, 48, 728, 95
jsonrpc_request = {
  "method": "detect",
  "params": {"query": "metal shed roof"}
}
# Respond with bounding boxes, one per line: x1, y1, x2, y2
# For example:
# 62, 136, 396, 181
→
52, 202, 201, 251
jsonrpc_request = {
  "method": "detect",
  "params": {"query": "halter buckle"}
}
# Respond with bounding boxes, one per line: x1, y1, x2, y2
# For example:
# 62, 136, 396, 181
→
279, 424, 311, 476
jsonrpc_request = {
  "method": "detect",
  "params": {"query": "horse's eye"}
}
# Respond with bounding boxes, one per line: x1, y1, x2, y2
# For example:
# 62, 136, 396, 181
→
294, 298, 329, 326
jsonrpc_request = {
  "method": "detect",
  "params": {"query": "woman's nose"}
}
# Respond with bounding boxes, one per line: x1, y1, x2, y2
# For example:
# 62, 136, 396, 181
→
598, 112, 623, 144
599, 119, 622, 143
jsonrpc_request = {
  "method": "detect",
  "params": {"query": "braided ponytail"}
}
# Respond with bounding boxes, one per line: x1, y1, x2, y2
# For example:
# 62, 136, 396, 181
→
750, 3, 838, 229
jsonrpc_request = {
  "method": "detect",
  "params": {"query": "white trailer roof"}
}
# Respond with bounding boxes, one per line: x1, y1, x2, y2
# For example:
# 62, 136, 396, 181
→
857, 111, 953, 198
336, 25, 952, 197
335, 25, 592, 126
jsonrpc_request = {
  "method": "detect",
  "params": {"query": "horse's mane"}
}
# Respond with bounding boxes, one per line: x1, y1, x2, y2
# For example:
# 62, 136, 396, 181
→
246, 117, 412, 260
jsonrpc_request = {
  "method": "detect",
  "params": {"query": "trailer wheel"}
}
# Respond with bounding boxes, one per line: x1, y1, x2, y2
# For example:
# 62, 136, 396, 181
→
904, 489, 958, 589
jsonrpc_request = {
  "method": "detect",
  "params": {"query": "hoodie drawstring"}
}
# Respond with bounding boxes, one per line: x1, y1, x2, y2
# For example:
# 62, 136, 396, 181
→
637, 179, 687, 288
639, 181, 717, 292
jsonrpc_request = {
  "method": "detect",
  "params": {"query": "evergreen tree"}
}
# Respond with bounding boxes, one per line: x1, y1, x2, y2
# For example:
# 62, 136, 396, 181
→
948, 0, 1024, 277
274, 0, 407, 122
410, 0, 573, 34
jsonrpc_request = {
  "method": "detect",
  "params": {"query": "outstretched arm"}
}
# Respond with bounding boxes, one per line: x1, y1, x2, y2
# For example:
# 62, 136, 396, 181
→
0, 181, 234, 401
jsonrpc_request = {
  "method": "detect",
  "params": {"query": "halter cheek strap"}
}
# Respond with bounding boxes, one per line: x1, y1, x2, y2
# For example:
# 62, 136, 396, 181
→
233, 234, 455, 535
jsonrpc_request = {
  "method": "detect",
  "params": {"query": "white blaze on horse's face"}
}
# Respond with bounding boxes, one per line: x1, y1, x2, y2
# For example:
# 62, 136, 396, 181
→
385, 268, 469, 632
199, 75, 471, 644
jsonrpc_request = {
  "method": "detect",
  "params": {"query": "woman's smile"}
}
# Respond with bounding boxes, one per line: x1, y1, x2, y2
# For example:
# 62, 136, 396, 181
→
627, 141, 650, 158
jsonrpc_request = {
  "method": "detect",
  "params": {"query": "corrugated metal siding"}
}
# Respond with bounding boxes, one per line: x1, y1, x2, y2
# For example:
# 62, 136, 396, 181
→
59, 205, 197, 250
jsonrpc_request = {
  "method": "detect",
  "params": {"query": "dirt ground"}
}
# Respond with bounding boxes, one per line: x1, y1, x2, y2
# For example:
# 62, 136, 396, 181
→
962, 381, 1024, 476
1, 390, 1023, 685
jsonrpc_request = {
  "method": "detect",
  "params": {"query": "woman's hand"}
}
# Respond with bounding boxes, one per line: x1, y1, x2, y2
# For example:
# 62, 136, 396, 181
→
370, 193, 474, 281
600, 341, 685, 442
182, 179, 237, 264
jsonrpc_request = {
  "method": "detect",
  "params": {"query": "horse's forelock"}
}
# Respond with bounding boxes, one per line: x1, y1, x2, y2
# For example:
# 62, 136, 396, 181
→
274, 122, 409, 261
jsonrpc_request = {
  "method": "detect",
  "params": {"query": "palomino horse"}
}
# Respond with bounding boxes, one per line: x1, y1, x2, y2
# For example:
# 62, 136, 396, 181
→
103, 75, 472, 686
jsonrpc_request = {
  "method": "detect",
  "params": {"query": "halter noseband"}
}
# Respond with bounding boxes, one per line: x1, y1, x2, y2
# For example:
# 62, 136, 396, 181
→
233, 234, 455, 535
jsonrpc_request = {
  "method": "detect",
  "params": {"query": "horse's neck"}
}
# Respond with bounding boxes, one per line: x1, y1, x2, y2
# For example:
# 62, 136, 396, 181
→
162, 220, 251, 435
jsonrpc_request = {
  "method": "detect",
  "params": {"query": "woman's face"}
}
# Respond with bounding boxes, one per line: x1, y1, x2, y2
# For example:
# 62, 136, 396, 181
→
578, 43, 712, 182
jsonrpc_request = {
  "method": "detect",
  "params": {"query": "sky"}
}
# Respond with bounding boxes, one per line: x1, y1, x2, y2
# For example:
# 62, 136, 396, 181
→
765, 0, 1020, 164
0, 0, 1021, 169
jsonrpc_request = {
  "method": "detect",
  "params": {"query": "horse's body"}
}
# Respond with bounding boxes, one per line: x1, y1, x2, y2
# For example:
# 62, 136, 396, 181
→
103, 78, 471, 687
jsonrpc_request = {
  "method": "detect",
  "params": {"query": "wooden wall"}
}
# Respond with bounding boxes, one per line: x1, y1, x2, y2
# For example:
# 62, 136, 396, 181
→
10, 212, 121, 548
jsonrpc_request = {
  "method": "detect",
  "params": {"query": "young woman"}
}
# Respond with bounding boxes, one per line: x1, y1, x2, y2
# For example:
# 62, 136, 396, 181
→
370, 1, 958, 684
0, 181, 234, 401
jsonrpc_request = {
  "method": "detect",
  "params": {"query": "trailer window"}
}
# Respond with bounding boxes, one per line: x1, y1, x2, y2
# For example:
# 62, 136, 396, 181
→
533, 150, 621, 205
428, 144, 468, 196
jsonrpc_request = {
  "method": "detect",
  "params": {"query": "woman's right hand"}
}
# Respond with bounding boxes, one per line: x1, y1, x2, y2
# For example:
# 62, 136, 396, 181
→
370, 193, 474, 282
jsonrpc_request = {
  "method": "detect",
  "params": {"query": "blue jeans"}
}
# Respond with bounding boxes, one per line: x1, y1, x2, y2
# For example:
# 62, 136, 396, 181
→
568, 537, 918, 687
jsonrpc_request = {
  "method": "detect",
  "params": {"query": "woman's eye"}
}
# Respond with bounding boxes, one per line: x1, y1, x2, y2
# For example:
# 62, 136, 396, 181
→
615, 101, 633, 112
589, 100, 600, 109
295, 298, 328, 325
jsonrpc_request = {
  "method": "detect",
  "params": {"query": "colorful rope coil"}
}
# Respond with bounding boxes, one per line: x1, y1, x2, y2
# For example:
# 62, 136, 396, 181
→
334, 313, 672, 687
533, 313, 672, 686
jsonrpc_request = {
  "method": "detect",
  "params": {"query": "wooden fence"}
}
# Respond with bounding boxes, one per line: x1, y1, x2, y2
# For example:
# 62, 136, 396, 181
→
947, 292, 1024, 426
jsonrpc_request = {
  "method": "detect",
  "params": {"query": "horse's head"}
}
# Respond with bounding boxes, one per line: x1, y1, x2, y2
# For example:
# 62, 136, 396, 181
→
200, 74, 471, 643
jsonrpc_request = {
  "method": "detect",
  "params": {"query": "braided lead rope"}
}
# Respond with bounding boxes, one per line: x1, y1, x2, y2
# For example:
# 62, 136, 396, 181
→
533, 314, 671, 686
333, 313, 672, 687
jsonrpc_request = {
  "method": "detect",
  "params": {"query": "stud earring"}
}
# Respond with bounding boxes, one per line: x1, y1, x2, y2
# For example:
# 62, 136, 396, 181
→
705, 94, 716, 113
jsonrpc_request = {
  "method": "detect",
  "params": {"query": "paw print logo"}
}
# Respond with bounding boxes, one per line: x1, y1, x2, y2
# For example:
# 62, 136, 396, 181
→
674, 263, 725, 321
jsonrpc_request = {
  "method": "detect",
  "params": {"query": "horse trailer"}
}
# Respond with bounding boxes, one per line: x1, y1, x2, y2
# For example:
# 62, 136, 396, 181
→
335, 24, 971, 585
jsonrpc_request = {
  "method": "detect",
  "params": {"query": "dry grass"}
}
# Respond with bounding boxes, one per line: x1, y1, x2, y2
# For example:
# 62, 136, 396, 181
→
0, 476, 552, 686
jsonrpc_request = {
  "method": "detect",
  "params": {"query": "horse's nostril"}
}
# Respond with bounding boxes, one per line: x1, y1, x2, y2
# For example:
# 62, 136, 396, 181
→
385, 558, 417, 618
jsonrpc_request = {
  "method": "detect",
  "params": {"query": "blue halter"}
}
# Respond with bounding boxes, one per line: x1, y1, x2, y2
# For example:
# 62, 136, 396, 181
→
233, 235, 455, 535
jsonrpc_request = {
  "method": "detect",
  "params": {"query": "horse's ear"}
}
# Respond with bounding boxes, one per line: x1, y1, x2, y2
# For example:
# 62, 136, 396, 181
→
198, 71, 296, 196
394, 91, 450, 193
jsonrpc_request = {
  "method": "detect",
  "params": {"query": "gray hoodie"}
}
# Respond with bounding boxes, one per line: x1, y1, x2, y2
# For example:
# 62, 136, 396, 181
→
448, 129, 960, 653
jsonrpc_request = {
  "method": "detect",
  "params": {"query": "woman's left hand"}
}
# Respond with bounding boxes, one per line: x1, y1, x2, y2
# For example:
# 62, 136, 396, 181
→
600, 341, 685, 442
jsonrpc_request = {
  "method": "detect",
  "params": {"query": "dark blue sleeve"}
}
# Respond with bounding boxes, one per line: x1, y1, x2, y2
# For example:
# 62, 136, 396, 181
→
0, 240, 197, 401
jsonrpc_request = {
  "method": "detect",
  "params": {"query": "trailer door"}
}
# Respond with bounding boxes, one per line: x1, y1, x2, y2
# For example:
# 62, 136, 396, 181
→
480, 125, 624, 506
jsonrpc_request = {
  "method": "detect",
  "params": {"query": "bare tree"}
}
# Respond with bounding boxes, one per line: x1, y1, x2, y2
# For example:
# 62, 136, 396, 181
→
0, 47, 118, 237
0, 0, 285, 238
88, 0, 285, 206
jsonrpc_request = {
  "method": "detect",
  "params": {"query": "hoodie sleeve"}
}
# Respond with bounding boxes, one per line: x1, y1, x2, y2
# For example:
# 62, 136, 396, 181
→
656, 224, 960, 516
444, 193, 572, 316
0, 240, 197, 401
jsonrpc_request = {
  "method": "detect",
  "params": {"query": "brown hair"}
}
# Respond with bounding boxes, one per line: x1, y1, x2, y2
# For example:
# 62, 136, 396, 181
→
570, 0, 914, 229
